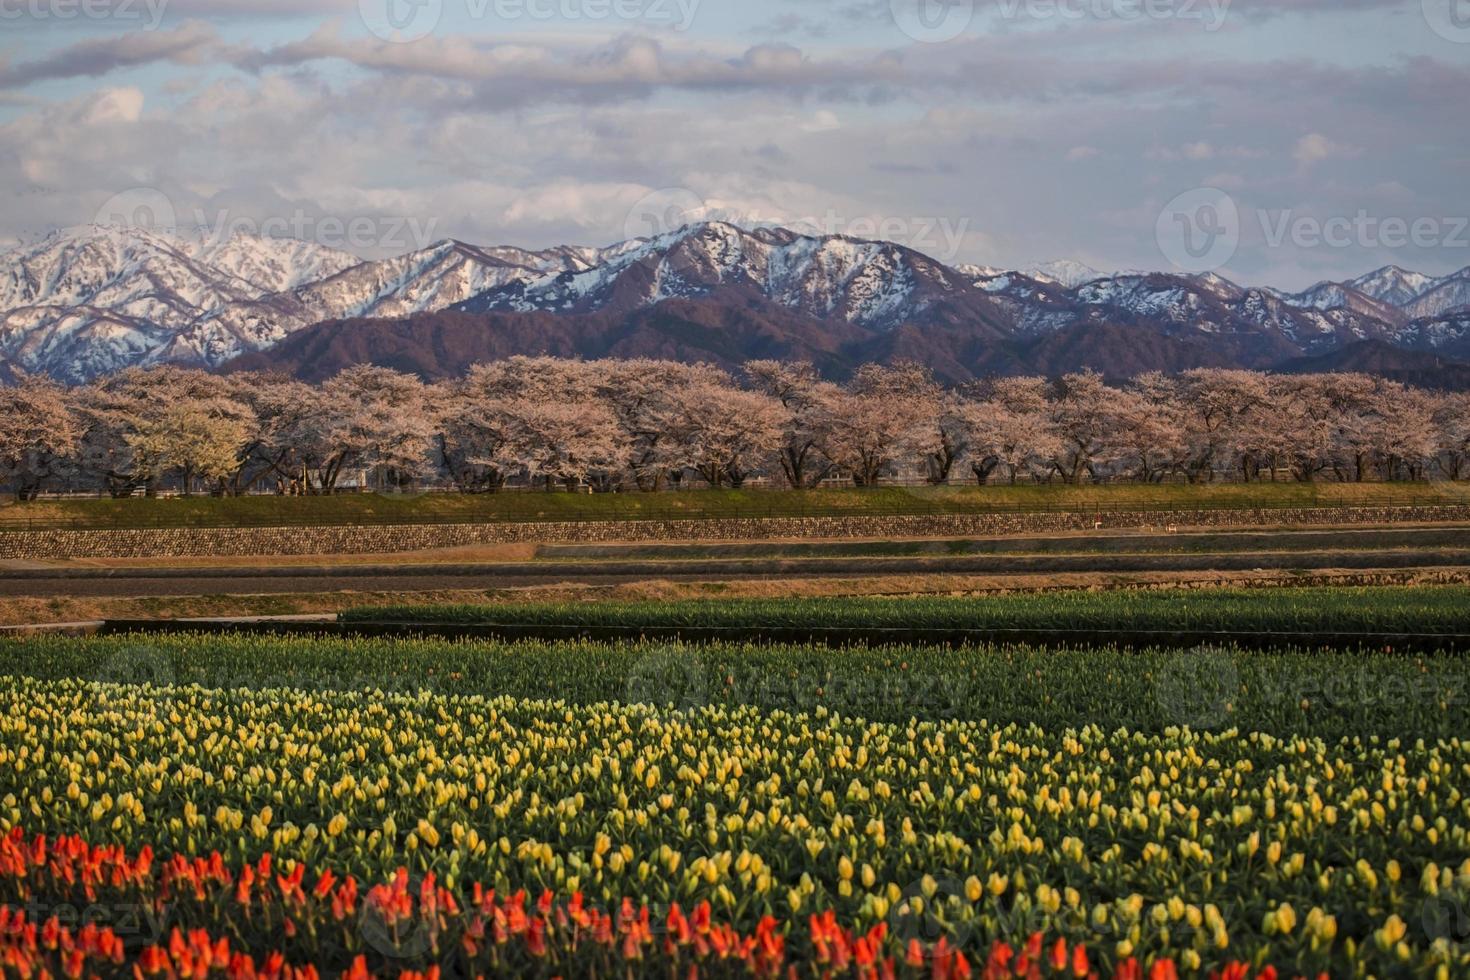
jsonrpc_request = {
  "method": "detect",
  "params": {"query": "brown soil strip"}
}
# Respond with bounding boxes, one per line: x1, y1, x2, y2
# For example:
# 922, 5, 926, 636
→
3, 567, 1467, 628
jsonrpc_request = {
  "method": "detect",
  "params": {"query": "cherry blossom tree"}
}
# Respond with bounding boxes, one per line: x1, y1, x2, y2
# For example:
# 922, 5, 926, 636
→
825, 364, 938, 487
744, 360, 839, 489
126, 400, 252, 495
1049, 371, 1127, 484
0, 373, 79, 500
73, 367, 240, 497
223, 374, 319, 495
11, 358, 1464, 495
598, 359, 731, 490
958, 377, 1059, 485
1433, 392, 1470, 481
505, 400, 627, 492
1121, 374, 1190, 483
673, 383, 786, 488
434, 369, 519, 493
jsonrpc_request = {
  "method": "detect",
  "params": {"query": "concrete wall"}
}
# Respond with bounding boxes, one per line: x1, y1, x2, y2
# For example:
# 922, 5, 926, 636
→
4, 506, 1470, 560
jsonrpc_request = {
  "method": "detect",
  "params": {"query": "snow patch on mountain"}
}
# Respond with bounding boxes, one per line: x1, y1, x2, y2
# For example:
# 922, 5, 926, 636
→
0, 228, 604, 382
458, 222, 967, 331
1349, 265, 1439, 307
1405, 270, 1470, 320
1024, 260, 1107, 288
6, 224, 1470, 383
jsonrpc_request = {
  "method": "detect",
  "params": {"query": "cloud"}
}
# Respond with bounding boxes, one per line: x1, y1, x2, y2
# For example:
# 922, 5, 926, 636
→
0, 22, 218, 89
1292, 132, 1357, 168
0, 3, 1466, 290
235, 27, 905, 105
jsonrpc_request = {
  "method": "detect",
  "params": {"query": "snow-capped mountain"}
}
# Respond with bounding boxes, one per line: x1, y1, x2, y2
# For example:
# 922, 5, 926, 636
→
1, 226, 265, 324
183, 233, 360, 294
455, 222, 1010, 335
1350, 265, 1439, 307
1024, 260, 1107, 289
1344, 264, 1470, 320
954, 263, 1005, 280
5, 221, 1470, 384
1392, 311, 1470, 359
1272, 281, 1408, 327
165, 239, 609, 369
0, 226, 358, 383
1069, 273, 1398, 356
0, 227, 608, 382
1405, 270, 1470, 321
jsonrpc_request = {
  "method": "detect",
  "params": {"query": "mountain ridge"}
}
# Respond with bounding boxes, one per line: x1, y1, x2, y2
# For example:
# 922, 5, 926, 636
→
4, 222, 1470, 384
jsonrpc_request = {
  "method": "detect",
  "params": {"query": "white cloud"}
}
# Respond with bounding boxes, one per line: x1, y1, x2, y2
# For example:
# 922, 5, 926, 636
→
1292, 132, 1356, 168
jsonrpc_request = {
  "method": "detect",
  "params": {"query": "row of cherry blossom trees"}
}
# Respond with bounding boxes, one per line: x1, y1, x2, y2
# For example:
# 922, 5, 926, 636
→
3, 359, 1468, 499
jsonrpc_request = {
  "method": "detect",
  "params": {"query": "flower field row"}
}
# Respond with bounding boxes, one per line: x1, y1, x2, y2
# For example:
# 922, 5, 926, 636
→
340, 586, 1470, 636
0, 828, 1320, 980
1, 662, 1467, 976
4, 631, 1465, 739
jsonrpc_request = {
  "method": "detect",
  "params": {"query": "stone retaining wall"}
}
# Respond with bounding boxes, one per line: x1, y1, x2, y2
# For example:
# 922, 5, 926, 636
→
3, 506, 1470, 560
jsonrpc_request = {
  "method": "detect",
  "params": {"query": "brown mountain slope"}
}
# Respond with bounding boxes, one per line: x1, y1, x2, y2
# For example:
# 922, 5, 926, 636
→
225, 298, 890, 383
225, 297, 1470, 386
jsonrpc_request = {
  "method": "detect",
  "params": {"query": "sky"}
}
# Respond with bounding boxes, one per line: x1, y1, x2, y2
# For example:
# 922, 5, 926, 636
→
0, 0, 1467, 290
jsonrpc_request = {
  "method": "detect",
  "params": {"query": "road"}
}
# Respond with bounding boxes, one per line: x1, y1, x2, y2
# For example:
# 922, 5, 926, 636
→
4, 549, 1470, 598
